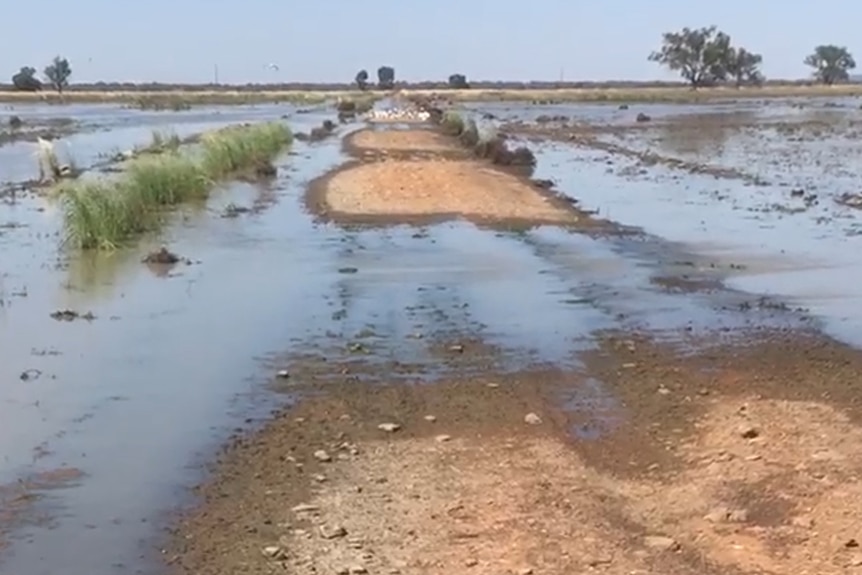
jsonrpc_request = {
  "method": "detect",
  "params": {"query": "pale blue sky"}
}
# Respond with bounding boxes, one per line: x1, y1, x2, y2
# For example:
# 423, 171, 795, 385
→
1, 0, 858, 84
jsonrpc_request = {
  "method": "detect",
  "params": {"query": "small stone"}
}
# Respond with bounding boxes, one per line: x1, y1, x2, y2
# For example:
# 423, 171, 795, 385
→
849, 554, 862, 567
518, 569, 535, 575
435, 434, 452, 442
791, 516, 814, 528
350, 566, 367, 574
745, 454, 762, 461
465, 558, 478, 567
704, 506, 729, 523
312, 474, 327, 483
424, 415, 437, 422
486, 383, 500, 388
319, 524, 348, 539
524, 413, 542, 425
291, 503, 319, 513
378, 422, 401, 432
262, 546, 286, 560
845, 538, 860, 548
727, 509, 749, 523
337, 568, 349, 575
449, 344, 464, 353
657, 386, 671, 395
739, 425, 760, 439
276, 370, 289, 378
644, 535, 679, 552
313, 450, 332, 462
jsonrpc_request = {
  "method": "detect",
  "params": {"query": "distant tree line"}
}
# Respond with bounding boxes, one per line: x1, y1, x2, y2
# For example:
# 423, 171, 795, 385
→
11, 56, 72, 93
649, 25, 856, 87
6, 40, 859, 94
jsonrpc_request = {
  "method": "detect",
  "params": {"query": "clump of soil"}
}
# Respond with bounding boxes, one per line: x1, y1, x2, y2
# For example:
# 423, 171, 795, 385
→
49, 309, 95, 321
143, 247, 180, 265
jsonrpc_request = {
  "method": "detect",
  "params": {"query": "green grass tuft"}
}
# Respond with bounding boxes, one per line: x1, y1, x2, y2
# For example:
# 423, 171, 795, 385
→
61, 121, 292, 250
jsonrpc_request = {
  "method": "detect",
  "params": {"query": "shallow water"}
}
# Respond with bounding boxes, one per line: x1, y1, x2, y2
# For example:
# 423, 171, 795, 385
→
0, 100, 848, 574
517, 99, 862, 347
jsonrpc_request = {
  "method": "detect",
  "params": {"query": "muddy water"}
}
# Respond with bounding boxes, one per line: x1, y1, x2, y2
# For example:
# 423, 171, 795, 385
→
498, 99, 862, 348
0, 103, 841, 574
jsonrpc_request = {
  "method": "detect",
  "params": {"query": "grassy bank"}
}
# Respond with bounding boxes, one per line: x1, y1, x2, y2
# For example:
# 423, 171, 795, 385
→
408, 84, 862, 103
438, 111, 536, 172
59, 121, 292, 250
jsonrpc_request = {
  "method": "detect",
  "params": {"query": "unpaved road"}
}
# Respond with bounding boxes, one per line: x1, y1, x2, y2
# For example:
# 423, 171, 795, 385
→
167, 127, 862, 575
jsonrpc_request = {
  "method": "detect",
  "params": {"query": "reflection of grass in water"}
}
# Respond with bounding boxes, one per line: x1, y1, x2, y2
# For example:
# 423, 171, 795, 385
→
63, 246, 143, 306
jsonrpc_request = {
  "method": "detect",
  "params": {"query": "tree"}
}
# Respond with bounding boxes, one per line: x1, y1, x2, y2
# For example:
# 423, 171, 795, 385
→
726, 47, 764, 87
804, 45, 856, 85
355, 69, 369, 91
44, 56, 72, 94
377, 66, 395, 90
12, 66, 42, 91
648, 26, 732, 87
448, 73, 470, 89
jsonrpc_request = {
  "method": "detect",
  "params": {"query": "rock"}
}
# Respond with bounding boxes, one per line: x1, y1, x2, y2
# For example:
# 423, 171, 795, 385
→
291, 503, 319, 513
319, 524, 348, 539
739, 425, 760, 439
704, 506, 730, 523
728, 509, 749, 523
312, 474, 327, 483
486, 383, 500, 388
524, 413, 542, 425
262, 545, 287, 560
337, 568, 349, 575
518, 569, 535, 575
350, 566, 368, 574
424, 415, 437, 422
276, 370, 289, 379
449, 344, 464, 353
644, 535, 679, 552
791, 516, 814, 528
435, 434, 452, 442
636, 112, 652, 122
313, 450, 332, 462
465, 558, 478, 567
657, 386, 671, 395
378, 422, 401, 432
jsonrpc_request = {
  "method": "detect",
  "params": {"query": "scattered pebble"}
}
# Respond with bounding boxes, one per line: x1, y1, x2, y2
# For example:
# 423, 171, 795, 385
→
424, 415, 437, 422
319, 524, 348, 539
643, 535, 679, 552
378, 422, 401, 432
313, 450, 332, 462
276, 370, 289, 379
261, 545, 287, 560
465, 558, 478, 567
738, 425, 760, 439
524, 413, 542, 425
435, 434, 452, 442
291, 503, 319, 513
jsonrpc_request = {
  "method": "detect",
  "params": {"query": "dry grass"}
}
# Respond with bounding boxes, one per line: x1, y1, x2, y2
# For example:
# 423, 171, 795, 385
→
0, 89, 366, 105
405, 84, 862, 103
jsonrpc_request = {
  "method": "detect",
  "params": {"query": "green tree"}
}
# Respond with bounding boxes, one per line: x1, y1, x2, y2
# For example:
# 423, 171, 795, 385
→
804, 45, 856, 85
648, 26, 732, 87
355, 69, 369, 91
448, 73, 469, 89
44, 56, 72, 94
726, 47, 764, 87
377, 66, 395, 90
12, 66, 42, 91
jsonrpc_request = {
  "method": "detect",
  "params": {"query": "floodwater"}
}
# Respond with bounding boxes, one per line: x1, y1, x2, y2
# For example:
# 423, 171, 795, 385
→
495, 98, 862, 347
0, 98, 846, 574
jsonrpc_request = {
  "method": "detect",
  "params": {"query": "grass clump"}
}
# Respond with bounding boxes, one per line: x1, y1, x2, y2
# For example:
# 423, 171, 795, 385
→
62, 121, 292, 249
200, 122, 292, 178
435, 110, 537, 173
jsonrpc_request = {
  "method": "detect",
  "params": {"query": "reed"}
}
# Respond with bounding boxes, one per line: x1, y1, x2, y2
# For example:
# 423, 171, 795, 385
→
61, 121, 292, 249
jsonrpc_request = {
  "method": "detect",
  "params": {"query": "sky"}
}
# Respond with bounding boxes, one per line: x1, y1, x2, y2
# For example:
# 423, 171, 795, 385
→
1, 0, 859, 84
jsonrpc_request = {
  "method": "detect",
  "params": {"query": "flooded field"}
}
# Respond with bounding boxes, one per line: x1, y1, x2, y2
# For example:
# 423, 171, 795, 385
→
2, 95, 862, 575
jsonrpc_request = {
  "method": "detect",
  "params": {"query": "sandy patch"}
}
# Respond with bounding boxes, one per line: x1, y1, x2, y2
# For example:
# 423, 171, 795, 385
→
320, 159, 577, 225
349, 129, 454, 152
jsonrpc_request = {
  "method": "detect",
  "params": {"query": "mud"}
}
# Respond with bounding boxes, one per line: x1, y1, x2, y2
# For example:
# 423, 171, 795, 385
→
169, 326, 862, 575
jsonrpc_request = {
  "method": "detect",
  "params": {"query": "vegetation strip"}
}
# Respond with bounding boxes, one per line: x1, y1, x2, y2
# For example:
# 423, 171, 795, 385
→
58, 122, 292, 250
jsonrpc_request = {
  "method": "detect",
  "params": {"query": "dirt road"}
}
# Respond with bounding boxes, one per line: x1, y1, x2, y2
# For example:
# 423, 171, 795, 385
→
167, 127, 862, 575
